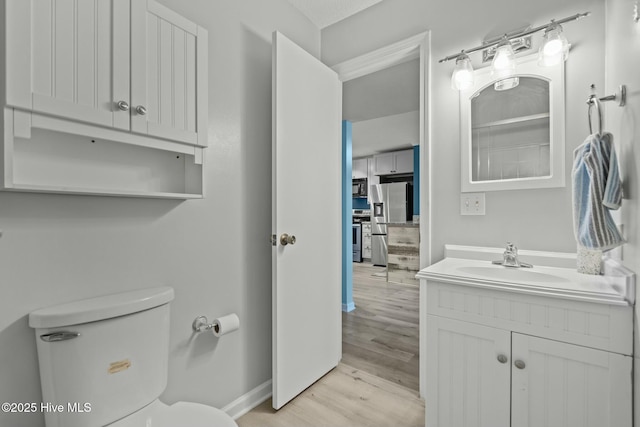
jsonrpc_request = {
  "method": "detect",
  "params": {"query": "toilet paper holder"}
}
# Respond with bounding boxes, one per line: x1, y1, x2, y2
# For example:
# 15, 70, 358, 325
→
192, 315, 217, 333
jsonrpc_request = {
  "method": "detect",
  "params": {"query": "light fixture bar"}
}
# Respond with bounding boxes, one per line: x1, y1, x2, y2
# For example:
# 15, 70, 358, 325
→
438, 12, 590, 63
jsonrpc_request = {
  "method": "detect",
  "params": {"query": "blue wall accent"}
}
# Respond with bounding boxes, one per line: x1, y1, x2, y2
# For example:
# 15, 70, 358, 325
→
413, 145, 420, 216
342, 121, 355, 312
352, 198, 370, 210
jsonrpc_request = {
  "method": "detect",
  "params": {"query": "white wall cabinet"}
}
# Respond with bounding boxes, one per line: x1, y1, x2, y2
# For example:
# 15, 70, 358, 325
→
373, 149, 413, 175
352, 158, 368, 179
2, 0, 208, 199
423, 280, 633, 427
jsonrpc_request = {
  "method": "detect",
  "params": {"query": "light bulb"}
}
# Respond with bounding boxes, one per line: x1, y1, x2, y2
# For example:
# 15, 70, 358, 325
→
491, 38, 516, 78
538, 22, 569, 66
451, 53, 474, 90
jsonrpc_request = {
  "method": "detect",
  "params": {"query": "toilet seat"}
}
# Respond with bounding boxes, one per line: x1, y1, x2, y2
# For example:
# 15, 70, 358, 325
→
107, 399, 238, 427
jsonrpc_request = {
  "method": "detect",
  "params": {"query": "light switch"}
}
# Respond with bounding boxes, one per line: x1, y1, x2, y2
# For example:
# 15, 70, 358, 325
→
460, 193, 486, 215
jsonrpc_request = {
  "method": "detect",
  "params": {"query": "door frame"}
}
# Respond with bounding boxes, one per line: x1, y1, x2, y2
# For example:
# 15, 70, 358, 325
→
331, 31, 432, 398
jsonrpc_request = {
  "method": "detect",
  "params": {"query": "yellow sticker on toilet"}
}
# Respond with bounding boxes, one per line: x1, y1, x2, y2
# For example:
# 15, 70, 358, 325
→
108, 359, 131, 374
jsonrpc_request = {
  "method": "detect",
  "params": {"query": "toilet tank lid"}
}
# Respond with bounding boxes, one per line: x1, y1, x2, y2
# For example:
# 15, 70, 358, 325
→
29, 287, 175, 329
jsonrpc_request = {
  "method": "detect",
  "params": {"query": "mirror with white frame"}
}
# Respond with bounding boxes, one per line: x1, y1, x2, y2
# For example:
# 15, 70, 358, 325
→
460, 54, 565, 192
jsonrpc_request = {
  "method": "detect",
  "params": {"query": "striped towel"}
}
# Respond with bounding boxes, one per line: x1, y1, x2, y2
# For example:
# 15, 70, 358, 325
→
572, 132, 624, 250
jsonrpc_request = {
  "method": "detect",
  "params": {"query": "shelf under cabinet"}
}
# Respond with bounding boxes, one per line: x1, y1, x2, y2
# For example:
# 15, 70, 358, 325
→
2, 113, 204, 199
4, 184, 203, 199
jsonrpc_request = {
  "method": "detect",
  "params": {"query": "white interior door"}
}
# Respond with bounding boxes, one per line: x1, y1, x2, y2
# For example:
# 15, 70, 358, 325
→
272, 31, 342, 410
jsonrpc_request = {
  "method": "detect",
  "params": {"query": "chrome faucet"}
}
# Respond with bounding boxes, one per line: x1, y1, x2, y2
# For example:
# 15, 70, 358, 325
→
492, 242, 533, 268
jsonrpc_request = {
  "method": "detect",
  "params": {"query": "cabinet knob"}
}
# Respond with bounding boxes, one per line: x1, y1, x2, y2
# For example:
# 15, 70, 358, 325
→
135, 105, 147, 116
280, 233, 296, 246
514, 360, 526, 370
116, 100, 130, 111
497, 354, 508, 364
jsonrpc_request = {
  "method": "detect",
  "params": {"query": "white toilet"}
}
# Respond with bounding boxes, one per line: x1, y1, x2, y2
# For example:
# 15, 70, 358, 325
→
29, 287, 238, 427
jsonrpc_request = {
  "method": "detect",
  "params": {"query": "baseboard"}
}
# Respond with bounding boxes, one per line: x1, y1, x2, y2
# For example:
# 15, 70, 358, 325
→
342, 302, 355, 312
221, 379, 272, 420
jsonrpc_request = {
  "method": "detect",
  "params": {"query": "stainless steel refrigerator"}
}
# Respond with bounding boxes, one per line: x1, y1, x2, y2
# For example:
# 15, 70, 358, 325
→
370, 182, 413, 266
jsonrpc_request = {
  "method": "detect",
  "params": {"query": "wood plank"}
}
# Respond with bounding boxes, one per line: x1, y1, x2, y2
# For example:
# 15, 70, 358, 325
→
237, 363, 424, 427
238, 262, 422, 424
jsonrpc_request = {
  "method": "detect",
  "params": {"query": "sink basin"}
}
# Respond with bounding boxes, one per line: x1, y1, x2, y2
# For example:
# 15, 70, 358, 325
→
457, 265, 570, 284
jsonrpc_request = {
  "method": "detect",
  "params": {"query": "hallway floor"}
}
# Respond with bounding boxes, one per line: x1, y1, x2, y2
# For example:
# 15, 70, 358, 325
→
236, 262, 423, 427
343, 262, 420, 392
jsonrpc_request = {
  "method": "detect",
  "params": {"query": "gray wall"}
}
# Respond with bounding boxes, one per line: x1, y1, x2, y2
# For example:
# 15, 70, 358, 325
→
0, 2, 319, 427
322, 0, 605, 261
604, 0, 640, 423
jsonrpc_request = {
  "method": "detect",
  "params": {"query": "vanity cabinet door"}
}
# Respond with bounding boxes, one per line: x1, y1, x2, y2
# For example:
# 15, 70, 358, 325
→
6, 0, 131, 130
511, 333, 632, 427
426, 315, 510, 427
130, 0, 208, 146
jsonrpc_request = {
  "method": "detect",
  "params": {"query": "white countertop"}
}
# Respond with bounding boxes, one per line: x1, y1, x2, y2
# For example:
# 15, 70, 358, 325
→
417, 257, 635, 306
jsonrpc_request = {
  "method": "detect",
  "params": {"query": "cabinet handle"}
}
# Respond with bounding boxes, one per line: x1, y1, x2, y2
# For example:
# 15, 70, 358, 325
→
135, 105, 147, 116
514, 360, 526, 369
116, 100, 130, 111
497, 354, 508, 364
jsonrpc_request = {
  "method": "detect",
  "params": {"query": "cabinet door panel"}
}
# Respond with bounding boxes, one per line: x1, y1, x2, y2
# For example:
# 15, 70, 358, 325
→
8, 0, 130, 129
426, 315, 510, 427
511, 333, 632, 427
131, 0, 207, 146
394, 149, 414, 173
373, 153, 394, 175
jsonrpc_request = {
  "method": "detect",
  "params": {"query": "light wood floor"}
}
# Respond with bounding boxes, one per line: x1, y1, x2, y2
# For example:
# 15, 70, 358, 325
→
236, 363, 424, 427
344, 262, 419, 391
236, 262, 423, 427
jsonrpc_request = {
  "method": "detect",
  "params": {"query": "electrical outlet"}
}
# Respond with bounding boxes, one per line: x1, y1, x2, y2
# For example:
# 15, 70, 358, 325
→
460, 192, 486, 215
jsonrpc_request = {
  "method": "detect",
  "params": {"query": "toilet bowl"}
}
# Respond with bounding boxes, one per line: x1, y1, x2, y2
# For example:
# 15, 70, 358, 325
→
107, 400, 237, 427
29, 287, 238, 427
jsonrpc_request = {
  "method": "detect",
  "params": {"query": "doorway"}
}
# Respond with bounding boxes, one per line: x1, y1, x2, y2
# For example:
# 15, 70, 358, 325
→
333, 32, 430, 397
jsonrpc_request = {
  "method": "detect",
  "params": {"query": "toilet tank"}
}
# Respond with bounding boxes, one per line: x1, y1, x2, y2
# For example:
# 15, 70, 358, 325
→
29, 287, 175, 427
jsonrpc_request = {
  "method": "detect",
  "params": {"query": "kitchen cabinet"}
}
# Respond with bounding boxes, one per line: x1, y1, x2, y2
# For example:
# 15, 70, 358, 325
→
421, 265, 633, 427
352, 158, 368, 179
373, 149, 413, 175
362, 222, 372, 260
2, 0, 208, 198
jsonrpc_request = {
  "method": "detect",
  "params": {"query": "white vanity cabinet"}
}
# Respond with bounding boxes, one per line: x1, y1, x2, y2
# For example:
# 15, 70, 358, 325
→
2, 0, 208, 198
419, 254, 634, 427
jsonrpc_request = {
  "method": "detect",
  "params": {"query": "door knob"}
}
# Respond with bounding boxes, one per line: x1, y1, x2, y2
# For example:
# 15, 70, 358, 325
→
514, 360, 526, 369
135, 105, 147, 116
497, 354, 508, 364
280, 233, 296, 246
116, 100, 130, 111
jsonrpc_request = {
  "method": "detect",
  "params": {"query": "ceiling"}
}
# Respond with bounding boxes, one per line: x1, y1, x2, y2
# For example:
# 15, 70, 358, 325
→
286, 0, 384, 29
286, 0, 419, 158
343, 59, 419, 123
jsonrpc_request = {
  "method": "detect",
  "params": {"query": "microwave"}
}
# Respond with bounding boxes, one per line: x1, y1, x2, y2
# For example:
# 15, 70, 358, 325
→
352, 179, 367, 197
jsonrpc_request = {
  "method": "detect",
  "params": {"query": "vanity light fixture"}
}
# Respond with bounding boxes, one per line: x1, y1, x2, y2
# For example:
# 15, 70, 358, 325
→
538, 21, 569, 66
491, 37, 517, 79
440, 11, 590, 91
451, 53, 474, 90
